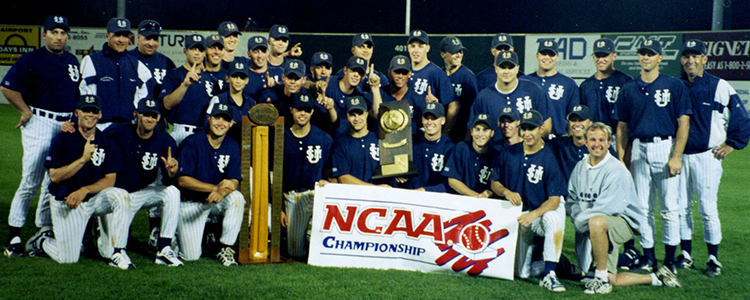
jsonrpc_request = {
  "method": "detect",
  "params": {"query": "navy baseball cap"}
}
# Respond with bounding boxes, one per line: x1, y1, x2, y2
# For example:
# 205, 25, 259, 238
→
247, 35, 267, 50
472, 114, 492, 128
346, 56, 367, 73
209, 103, 232, 119
681, 39, 706, 56
206, 34, 224, 48
639, 38, 663, 55
408, 30, 429, 44
389, 55, 411, 72
352, 32, 373, 47
44, 15, 69, 32
345, 96, 368, 114
498, 107, 520, 122
440, 36, 467, 54
184, 34, 205, 50
423, 102, 445, 118
106, 17, 131, 34
567, 105, 591, 121
291, 93, 315, 109
228, 61, 249, 77
593, 38, 615, 55
218, 21, 240, 37
137, 97, 160, 115
520, 110, 543, 128
538, 39, 558, 55
311, 52, 333, 67
137, 20, 161, 38
284, 59, 306, 78
77, 95, 101, 110
492, 33, 513, 49
495, 51, 519, 67
269, 24, 289, 39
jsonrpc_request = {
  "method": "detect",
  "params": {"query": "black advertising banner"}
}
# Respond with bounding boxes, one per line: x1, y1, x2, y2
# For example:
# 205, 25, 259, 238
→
684, 31, 750, 80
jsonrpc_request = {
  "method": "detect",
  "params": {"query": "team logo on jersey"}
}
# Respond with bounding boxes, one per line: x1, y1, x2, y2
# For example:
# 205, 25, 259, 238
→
218, 79, 224, 91
306, 145, 322, 164
369, 143, 380, 161
153, 68, 166, 84
654, 89, 671, 107
430, 153, 445, 172
67, 64, 80, 82
547, 84, 565, 100
217, 155, 230, 173
414, 78, 428, 95
526, 164, 544, 184
478, 166, 491, 184
453, 83, 463, 97
91, 148, 106, 167
605, 86, 620, 103
515, 96, 532, 112
205, 81, 213, 95
141, 152, 158, 170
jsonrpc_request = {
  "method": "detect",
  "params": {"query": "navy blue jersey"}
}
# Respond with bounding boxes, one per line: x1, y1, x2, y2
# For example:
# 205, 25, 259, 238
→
380, 84, 423, 135
614, 74, 692, 139
684, 72, 750, 154
283, 125, 333, 192
331, 131, 380, 183
413, 134, 455, 192
45, 129, 124, 198
476, 66, 524, 92
335, 67, 390, 93
490, 143, 566, 211
579, 70, 632, 129
206, 92, 256, 144
447, 65, 479, 141
221, 56, 251, 70
176, 133, 242, 202
442, 141, 496, 195
325, 76, 372, 138
522, 72, 581, 137
104, 123, 178, 192
244, 67, 284, 104
159, 66, 216, 126
2, 47, 80, 113
410, 62, 456, 106
128, 49, 176, 98
548, 136, 617, 183
469, 79, 549, 149
202, 68, 229, 97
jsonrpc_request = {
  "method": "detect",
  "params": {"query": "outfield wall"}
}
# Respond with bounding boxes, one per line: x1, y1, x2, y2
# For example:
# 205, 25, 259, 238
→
2, 24, 750, 108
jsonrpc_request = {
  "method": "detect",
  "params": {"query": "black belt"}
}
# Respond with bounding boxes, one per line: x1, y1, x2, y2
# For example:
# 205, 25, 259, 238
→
637, 136, 672, 143
31, 107, 71, 122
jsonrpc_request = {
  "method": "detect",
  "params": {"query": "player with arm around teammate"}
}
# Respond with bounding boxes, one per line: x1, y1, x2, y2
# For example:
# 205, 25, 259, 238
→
490, 110, 566, 291
569, 122, 682, 294
441, 114, 496, 198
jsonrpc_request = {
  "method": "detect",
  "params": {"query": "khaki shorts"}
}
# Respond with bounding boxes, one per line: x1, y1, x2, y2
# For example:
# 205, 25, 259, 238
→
604, 215, 634, 275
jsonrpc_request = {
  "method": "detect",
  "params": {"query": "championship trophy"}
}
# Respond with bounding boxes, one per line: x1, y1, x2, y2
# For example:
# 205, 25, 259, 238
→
373, 99, 417, 179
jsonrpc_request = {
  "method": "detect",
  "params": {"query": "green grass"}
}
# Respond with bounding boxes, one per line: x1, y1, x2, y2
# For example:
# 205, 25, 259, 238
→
1, 104, 749, 299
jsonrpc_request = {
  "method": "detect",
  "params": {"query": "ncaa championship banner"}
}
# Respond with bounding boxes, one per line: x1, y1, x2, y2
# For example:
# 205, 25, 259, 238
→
523, 34, 601, 79
309, 184, 523, 280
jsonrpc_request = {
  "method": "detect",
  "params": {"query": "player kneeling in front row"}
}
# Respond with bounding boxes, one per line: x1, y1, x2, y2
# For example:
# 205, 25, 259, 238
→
568, 122, 681, 294
28, 95, 134, 269
175, 104, 245, 266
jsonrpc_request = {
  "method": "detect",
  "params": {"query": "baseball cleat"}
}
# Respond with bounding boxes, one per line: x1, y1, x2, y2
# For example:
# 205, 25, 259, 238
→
539, 271, 566, 292
25, 232, 49, 257
636, 258, 656, 273
5, 237, 27, 258
676, 252, 694, 269
705, 256, 722, 277
148, 227, 160, 250
584, 277, 612, 294
656, 265, 682, 288
217, 247, 238, 266
110, 251, 136, 270
155, 246, 183, 267
618, 248, 641, 270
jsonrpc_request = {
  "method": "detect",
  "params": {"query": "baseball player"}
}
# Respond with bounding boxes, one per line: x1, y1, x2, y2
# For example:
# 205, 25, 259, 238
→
331, 96, 387, 186
497, 107, 522, 148
676, 39, 750, 277
218, 21, 245, 66
579, 38, 633, 132
206, 61, 256, 144
442, 113, 496, 197
370, 55, 422, 136
79, 17, 152, 130
2, 15, 79, 258
282, 93, 333, 257
568, 122, 681, 294
334, 33, 389, 92
490, 109, 566, 291
475, 33, 524, 92
160, 34, 211, 145
469, 51, 551, 151
27, 95, 133, 269
100, 97, 182, 266
324, 56, 370, 138
407, 30, 459, 134
244, 35, 284, 103
308, 52, 333, 82
175, 104, 245, 266
267, 24, 302, 68
522, 39, 580, 138
614, 38, 692, 273
405, 103, 455, 192
203, 34, 229, 96
129, 20, 175, 105
440, 36, 479, 142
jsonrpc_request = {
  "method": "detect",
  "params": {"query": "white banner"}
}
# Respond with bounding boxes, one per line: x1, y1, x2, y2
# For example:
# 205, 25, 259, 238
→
309, 184, 523, 280
523, 34, 601, 79
727, 80, 750, 111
